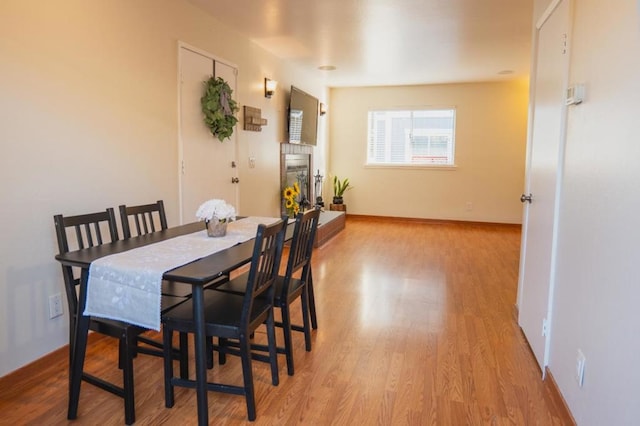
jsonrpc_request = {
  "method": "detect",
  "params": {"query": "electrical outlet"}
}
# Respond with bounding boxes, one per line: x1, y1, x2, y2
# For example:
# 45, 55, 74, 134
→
575, 349, 586, 387
49, 293, 63, 319
465, 201, 473, 211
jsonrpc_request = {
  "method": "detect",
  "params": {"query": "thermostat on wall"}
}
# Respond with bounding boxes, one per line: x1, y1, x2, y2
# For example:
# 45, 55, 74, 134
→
566, 84, 585, 105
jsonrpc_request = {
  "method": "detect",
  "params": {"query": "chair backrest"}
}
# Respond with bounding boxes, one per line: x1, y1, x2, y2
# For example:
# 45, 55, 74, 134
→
118, 200, 168, 239
242, 219, 287, 323
53, 208, 119, 320
281, 207, 321, 294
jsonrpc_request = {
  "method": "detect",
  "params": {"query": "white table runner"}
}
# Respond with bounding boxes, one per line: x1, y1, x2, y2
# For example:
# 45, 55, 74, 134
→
84, 217, 279, 331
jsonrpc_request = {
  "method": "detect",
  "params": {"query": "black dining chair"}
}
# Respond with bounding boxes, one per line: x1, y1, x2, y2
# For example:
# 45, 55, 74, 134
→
162, 219, 287, 421
215, 207, 321, 375
120, 200, 194, 298
119, 200, 230, 299
119, 199, 168, 239
118, 200, 197, 378
53, 208, 188, 425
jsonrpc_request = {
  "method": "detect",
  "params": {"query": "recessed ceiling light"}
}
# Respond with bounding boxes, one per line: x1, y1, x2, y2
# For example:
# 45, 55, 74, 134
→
318, 65, 336, 71
498, 70, 514, 75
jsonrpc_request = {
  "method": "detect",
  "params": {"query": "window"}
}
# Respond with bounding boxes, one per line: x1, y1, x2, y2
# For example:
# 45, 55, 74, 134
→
367, 109, 456, 166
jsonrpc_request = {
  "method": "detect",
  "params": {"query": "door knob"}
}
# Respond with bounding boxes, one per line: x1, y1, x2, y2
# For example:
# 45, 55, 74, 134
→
231, 177, 239, 184
520, 193, 532, 203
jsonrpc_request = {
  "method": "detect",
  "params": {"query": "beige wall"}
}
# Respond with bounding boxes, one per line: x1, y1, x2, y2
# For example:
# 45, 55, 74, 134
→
525, 0, 640, 424
0, 0, 326, 376
328, 81, 529, 223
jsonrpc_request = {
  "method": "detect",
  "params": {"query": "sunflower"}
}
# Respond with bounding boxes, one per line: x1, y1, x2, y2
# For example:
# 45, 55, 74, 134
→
283, 187, 295, 199
285, 198, 294, 209
283, 184, 300, 217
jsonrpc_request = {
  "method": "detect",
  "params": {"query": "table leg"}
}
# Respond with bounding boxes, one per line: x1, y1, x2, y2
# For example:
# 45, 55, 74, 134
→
191, 285, 209, 426
68, 269, 90, 419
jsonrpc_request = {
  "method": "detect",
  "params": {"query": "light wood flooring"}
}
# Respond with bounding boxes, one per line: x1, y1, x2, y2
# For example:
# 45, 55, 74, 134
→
0, 216, 573, 425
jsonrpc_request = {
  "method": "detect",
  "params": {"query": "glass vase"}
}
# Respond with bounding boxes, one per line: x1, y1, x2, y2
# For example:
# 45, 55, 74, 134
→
206, 219, 228, 237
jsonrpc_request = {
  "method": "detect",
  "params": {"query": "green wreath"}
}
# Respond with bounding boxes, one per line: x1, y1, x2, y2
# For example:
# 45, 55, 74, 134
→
201, 76, 239, 142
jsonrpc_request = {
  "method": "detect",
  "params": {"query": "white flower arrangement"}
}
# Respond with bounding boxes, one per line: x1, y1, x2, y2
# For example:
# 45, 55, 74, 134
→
196, 199, 236, 223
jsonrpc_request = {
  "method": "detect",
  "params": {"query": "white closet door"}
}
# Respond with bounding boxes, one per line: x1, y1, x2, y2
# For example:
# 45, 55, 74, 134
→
178, 45, 238, 224
517, 0, 570, 371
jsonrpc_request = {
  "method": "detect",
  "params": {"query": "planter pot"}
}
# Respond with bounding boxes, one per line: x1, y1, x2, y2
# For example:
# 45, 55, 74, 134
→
205, 220, 228, 237
332, 196, 344, 204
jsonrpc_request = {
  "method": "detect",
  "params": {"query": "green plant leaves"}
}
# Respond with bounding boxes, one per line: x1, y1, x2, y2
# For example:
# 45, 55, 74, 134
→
200, 76, 239, 142
333, 176, 351, 197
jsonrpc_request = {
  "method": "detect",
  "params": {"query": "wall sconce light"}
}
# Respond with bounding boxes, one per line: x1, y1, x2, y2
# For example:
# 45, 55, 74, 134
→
319, 102, 327, 116
264, 78, 277, 98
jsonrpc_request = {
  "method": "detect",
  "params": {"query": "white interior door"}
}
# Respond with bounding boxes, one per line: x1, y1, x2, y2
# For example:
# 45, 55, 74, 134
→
179, 45, 238, 224
517, 0, 569, 371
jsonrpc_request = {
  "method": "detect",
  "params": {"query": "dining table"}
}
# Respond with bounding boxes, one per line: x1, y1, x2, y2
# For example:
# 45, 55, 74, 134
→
55, 218, 284, 425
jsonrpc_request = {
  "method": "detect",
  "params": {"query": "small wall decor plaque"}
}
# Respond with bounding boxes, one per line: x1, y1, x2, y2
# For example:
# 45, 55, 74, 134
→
244, 106, 267, 131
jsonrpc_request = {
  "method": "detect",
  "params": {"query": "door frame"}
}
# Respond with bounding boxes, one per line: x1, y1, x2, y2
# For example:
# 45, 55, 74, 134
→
176, 41, 239, 224
516, 0, 573, 373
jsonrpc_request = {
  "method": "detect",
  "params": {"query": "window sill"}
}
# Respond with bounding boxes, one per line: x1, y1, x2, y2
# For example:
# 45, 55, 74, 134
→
364, 163, 458, 171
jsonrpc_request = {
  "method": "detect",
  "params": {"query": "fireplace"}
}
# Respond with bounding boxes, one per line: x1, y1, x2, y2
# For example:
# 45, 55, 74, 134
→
281, 144, 314, 216
283, 154, 311, 208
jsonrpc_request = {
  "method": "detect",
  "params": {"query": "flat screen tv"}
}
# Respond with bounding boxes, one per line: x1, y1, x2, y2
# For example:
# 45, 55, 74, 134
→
288, 86, 319, 146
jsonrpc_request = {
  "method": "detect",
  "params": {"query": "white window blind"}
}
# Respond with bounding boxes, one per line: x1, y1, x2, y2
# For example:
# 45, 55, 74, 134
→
367, 109, 456, 166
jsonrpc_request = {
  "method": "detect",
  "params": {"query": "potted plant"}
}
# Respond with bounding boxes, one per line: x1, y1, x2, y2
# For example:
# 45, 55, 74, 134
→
332, 176, 351, 205
196, 199, 236, 237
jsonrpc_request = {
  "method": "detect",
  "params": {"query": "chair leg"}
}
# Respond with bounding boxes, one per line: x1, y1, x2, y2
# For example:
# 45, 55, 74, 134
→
118, 338, 125, 370
301, 285, 313, 352
239, 334, 257, 421
280, 304, 295, 376
68, 317, 76, 377
122, 334, 136, 425
179, 332, 189, 379
266, 309, 280, 385
163, 327, 175, 408
307, 269, 318, 329
206, 336, 214, 369
218, 338, 228, 365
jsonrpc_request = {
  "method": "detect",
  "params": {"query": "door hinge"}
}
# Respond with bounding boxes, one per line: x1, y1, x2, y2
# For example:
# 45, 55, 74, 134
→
542, 318, 549, 336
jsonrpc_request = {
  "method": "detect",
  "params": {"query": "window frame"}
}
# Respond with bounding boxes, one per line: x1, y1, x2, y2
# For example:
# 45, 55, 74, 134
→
366, 107, 457, 169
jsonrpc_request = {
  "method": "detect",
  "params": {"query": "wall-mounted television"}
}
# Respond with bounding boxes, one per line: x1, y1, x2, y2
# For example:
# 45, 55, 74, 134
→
288, 85, 319, 146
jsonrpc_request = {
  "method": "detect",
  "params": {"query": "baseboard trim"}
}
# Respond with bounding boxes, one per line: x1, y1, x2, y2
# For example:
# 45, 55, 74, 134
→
517, 324, 576, 426
0, 342, 68, 383
512, 303, 519, 322
544, 367, 577, 426
346, 213, 522, 228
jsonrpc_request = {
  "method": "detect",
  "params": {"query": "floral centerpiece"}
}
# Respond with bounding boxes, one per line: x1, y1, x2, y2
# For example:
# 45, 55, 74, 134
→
283, 182, 301, 217
196, 199, 236, 237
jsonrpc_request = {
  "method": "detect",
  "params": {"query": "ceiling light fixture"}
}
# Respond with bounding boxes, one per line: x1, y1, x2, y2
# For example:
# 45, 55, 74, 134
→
318, 65, 336, 71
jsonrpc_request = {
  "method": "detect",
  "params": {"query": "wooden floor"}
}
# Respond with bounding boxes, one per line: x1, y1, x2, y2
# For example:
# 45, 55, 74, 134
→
0, 216, 573, 425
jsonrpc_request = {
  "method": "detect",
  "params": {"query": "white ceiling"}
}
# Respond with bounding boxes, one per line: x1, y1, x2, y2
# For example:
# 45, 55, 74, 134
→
188, 0, 533, 87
